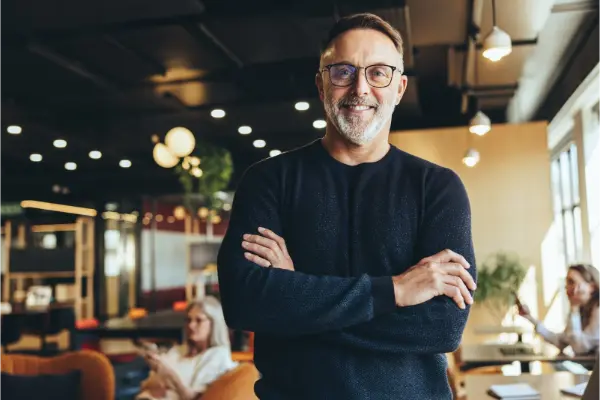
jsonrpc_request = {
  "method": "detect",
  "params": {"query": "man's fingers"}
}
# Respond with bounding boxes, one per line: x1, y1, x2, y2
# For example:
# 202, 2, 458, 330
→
244, 252, 271, 268
442, 284, 466, 309
443, 274, 473, 306
421, 249, 470, 269
242, 241, 276, 261
258, 227, 291, 258
243, 234, 280, 252
437, 263, 476, 291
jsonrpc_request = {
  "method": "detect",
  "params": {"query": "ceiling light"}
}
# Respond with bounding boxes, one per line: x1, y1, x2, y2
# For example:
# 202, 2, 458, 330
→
89, 150, 102, 159
165, 126, 195, 157
30, 153, 43, 162
191, 167, 203, 177
65, 162, 77, 171
7, 125, 22, 135
211, 109, 226, 118
295, 102, 310, 111
54, 139, 67, 148
469, 111, 491, 136
253, 140, 266, 148
482, 26, 512, 62
270, 149, 282, 157
238, 126, 252, 135
313, 119, 326, 129
119, 159, 132, 168
462, 148, 480, 168
153, 143, 179, 168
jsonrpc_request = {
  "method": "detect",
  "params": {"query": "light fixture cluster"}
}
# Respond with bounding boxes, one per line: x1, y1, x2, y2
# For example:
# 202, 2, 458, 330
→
10, 126, 131, 170
153, 126, 197, 170
463, 113, 491, 168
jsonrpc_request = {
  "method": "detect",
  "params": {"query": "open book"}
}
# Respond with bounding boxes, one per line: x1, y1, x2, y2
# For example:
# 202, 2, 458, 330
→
560, 382, 588, 398
487, 383, 540, 399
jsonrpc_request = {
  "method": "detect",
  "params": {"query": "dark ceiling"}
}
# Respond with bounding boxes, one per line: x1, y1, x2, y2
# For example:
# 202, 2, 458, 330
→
2, 0, 598, 204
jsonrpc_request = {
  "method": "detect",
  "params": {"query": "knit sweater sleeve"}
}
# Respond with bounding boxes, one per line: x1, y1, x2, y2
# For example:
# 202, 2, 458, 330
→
320, 168, 476, 354
217, 162, 397, 335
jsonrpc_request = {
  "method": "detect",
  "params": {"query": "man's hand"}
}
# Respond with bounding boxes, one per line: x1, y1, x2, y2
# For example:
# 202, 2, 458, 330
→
242, 227, 295, 271
392, 249, 476, 309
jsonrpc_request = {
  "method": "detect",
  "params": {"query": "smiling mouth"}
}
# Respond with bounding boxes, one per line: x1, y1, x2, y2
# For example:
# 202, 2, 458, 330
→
342, 105, 375, 112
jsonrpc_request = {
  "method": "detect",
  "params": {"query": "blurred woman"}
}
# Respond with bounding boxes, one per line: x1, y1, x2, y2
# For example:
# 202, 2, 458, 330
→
138, 296, 238, 400
518, 264, 599, 355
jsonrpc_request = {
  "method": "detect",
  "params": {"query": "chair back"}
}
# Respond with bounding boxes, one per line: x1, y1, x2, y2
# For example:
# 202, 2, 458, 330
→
1, 350, 115, 400
202, 362, 259, 400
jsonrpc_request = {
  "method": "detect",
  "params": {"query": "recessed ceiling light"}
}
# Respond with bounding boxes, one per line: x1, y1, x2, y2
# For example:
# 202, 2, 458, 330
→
89, 150, 102, 159
211, 109, 226, 118
313, 119, 326, 129
65, 162, 77, 171
7, 125, 22, 135
270, 149, 282, 157
54, 139, 67, 148
238, 126, 252, 135
30, 153, 43, 162
295, 102, 310, 111
253, 139, 266, 148
119, 159, 132, 168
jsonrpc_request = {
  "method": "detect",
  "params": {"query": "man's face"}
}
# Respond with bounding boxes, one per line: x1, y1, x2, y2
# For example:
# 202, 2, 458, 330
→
317, 29, 408, 145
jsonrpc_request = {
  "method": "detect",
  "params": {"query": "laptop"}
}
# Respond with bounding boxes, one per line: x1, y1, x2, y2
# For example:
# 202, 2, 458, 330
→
581, 354, 600, 400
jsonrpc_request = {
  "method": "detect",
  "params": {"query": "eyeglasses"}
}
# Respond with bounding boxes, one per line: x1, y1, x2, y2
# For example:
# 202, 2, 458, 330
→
321, 63, 401, 88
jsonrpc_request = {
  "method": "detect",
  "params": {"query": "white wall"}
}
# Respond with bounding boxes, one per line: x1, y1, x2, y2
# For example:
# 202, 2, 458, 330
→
141, 230, 188, 291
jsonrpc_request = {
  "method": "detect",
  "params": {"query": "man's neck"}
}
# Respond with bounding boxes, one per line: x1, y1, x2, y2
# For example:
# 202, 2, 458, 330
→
321, 129, 390, 166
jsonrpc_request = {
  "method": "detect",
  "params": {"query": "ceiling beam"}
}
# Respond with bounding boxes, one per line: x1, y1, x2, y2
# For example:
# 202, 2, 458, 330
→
182, 22, 244, 68
552, 1, 599, 13
103, 35, 167, 76
452, 38, 538, 52
27, 42, 119, 91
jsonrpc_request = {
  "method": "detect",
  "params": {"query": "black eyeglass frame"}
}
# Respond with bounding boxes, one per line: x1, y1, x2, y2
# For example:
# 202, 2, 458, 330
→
319, 63, 403, 88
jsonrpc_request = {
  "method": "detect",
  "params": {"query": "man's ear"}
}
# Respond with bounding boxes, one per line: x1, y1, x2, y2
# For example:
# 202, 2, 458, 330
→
396, 75, 408, 105
315, 73, 325, 102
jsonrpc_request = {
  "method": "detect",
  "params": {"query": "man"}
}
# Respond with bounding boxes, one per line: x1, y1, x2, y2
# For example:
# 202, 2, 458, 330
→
217, 13, 477, 399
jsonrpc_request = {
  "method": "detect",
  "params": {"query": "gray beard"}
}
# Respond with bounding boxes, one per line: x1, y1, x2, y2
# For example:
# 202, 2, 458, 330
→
324, 95, 396, 145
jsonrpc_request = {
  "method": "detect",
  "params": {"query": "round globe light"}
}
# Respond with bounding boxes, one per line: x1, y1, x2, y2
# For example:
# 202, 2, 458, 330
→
165, 127, 196, 157
153, 142, 179, 168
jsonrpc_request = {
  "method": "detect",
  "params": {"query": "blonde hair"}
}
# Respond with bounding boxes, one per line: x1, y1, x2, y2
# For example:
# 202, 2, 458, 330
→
185, 296, 231, 348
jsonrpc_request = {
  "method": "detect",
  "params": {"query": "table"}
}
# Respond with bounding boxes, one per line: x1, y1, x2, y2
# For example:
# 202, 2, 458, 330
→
464, 372, 590, 399
461, 343, 597, 373
81, 310, 185, 341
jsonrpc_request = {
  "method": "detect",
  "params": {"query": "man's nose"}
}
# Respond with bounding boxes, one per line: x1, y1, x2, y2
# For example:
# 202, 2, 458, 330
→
351, 70, 371, 96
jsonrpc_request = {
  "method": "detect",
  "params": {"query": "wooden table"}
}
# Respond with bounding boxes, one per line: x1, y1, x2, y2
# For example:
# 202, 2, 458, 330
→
80, 309, 185, 341
461, 343, 597, 373
464, 372, 590, 399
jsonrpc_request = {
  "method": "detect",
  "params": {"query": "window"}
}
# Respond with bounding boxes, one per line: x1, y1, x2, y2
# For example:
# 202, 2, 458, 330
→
586, 101, 600, 266
551, 142, 583, 265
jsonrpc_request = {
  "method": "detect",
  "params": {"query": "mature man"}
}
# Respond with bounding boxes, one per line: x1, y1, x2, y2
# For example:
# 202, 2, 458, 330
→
217, 13, 477, 399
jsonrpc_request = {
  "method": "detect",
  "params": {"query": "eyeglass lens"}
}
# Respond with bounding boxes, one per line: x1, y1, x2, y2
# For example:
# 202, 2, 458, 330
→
328, 64, 394, 88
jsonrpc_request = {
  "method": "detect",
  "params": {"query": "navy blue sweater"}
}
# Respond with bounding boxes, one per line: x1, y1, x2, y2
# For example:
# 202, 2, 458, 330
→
217, 139, 476, 399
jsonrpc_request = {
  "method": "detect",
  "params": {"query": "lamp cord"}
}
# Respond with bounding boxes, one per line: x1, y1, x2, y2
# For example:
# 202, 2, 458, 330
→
492, 0, 497, 27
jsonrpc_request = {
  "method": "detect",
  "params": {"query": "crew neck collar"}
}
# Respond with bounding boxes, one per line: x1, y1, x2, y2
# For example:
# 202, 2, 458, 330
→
311, 138, 395, 170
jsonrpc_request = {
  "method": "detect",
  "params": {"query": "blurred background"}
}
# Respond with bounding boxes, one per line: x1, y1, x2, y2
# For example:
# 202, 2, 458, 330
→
1, 0, 599, 399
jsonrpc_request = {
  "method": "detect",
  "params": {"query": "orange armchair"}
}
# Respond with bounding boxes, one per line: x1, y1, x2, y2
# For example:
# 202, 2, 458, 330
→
1, 350, 115, 400
202, 362, 259, 400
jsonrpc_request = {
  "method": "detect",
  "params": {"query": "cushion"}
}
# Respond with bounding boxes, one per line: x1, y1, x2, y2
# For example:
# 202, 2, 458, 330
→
1, 370, 81, 400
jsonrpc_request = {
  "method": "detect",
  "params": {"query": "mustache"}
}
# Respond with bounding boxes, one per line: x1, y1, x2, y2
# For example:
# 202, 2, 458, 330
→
337, 97, 379, 108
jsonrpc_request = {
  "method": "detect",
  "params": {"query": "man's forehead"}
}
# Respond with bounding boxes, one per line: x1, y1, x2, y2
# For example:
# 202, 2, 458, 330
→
320, 29, 400, 66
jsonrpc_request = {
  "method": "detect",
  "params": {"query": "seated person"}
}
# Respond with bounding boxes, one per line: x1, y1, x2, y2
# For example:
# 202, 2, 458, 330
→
137, 297, 238, 400
518, 264, 599, 356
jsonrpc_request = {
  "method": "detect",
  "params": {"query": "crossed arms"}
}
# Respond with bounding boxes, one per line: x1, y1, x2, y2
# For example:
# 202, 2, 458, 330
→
216, 165, 477, 354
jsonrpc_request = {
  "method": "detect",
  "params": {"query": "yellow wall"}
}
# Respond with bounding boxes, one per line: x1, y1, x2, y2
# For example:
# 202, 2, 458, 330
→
390, 121, 552, 344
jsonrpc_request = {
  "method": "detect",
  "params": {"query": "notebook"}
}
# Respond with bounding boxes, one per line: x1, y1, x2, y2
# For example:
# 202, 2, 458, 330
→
560, 382, 588, 398
487, 383, 541, 399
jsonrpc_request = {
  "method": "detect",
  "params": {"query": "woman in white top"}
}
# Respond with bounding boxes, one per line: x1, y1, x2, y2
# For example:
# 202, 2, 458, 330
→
137, 296, 238, 400
518, 264, 599, 356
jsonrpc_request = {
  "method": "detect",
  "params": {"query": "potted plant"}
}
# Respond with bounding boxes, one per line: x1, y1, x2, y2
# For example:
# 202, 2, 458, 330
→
473, 251, 528, 323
